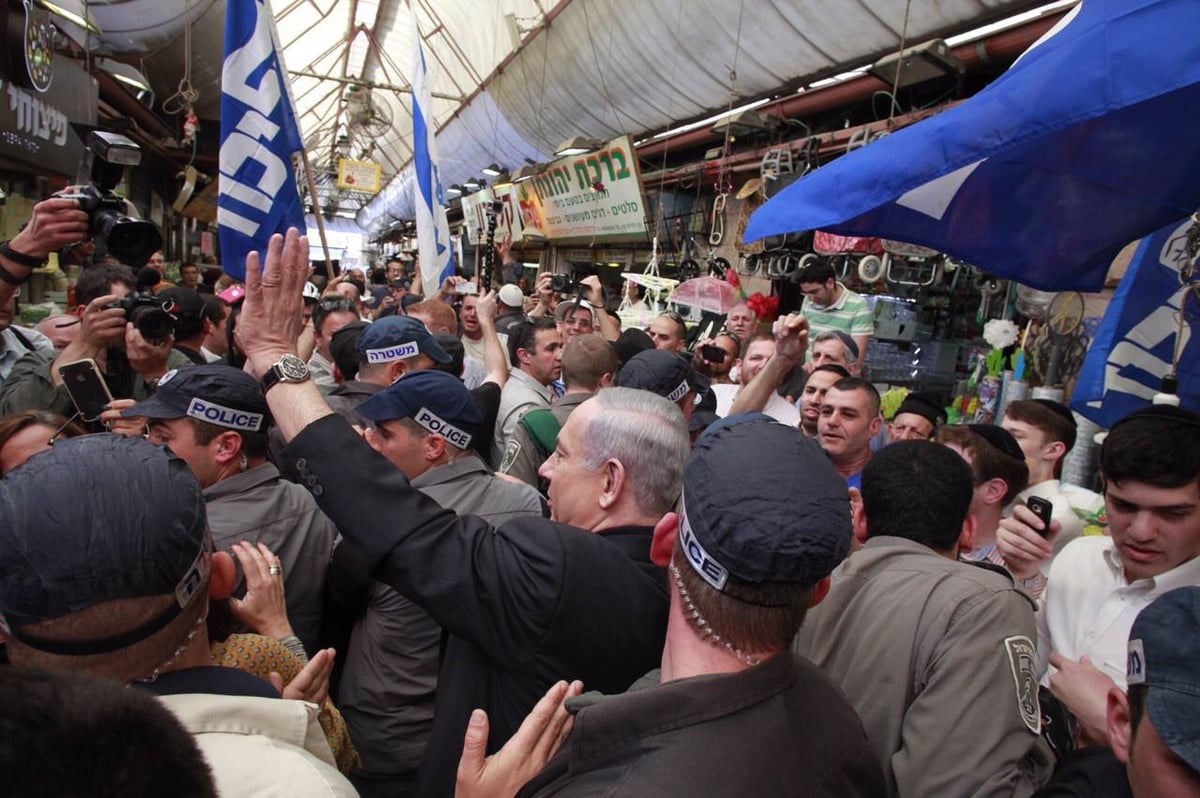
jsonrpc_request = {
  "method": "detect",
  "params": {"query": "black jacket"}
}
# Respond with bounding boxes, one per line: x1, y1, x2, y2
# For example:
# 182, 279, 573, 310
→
521, 652, 886, 797
284, 415, 669, 797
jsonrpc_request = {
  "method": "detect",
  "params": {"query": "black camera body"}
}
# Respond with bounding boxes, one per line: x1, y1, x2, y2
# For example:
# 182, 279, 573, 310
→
64, 132, 163, 266
549, 274, 577, 294
104, 292, 177, 343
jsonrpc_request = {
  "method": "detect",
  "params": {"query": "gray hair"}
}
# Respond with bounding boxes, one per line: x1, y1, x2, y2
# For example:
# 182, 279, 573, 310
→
813, 330, 856, 365
581, 387, 689, 516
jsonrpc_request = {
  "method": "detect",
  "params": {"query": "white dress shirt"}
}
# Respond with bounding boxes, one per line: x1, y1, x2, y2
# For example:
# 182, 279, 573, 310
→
1037, 535, 1200, 687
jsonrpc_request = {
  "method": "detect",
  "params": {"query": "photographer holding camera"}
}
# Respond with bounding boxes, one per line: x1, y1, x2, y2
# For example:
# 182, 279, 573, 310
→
528, 271, 620, 342
0, 263, 190, 420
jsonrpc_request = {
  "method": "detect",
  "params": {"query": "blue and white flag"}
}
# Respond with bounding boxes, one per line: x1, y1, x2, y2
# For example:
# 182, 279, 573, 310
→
1071, 218, 1199, 428
219, 0, 306, 281
409, 6, 456, 297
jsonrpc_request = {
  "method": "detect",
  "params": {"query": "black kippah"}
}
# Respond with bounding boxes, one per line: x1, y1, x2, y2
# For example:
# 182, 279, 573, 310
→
968, 423, 1026, 462
1030, 398, 1077, 428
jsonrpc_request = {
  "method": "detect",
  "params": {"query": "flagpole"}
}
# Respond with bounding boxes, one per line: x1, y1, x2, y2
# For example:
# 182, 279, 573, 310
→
297, 150, 336, 282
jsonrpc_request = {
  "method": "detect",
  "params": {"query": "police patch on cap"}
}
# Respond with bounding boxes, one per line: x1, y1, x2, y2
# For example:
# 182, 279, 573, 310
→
186, 397, 266, 433
365, 341, 420, 364
1127, 638, 1146, 685
1005, 636, 1042, 734
414, 406, 472, 449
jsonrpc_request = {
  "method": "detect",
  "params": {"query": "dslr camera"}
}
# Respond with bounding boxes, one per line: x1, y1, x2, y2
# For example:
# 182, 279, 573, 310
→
104, 292, 177, 343
61, 131, 163, 266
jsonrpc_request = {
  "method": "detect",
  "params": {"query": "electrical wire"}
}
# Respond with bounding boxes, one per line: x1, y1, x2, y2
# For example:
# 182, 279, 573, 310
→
887, 0, 914, 127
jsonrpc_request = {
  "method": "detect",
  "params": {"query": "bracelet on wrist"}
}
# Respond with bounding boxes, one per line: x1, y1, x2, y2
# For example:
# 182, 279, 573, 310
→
0, 241, 45, 285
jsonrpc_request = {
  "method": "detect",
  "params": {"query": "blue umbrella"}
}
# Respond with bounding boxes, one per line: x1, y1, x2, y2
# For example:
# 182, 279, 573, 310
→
744, 0, 1200, 292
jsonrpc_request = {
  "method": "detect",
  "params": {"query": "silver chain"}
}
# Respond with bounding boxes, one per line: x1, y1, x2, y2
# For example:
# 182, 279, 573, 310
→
669, 564, 761, 667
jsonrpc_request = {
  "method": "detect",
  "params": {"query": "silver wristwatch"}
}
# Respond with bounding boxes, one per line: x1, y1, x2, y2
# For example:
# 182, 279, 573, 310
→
260, 353, 311, 393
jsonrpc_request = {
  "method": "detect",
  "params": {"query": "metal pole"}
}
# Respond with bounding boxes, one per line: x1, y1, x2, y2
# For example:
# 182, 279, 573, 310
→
297, 150, 335, 281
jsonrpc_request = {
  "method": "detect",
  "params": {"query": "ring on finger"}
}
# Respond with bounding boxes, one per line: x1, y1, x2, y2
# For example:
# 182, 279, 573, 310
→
268, 564, 282, 576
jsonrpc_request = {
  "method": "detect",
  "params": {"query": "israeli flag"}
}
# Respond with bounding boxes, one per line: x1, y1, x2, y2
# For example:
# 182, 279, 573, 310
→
1071, 218, 1199, 427
218, 0, 306, 281
409, 6, 456, 297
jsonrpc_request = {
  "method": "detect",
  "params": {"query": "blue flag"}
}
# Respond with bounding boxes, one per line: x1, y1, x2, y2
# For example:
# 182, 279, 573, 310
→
409, 6, 456, 297
219, 0, 306, 281
745, 0, 1200, 292
1071, 218, 1199, 427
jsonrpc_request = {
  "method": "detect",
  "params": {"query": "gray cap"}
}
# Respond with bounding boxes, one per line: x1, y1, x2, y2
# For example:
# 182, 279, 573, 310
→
0, 435, 208, 651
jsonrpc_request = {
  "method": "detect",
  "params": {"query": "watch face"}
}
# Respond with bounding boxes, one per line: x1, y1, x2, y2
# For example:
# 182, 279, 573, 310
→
277, 354, 309, 381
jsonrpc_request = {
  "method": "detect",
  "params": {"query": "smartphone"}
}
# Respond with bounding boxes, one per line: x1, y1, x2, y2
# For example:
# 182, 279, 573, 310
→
700, 344, 727, 362
1026, 496, 1055, 537
58, 358, 114, 422
455, 281, 478, 295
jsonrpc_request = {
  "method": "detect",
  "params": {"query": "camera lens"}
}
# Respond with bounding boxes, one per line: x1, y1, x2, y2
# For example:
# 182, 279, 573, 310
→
95, 211, 163, 266
129, 302, 175, 342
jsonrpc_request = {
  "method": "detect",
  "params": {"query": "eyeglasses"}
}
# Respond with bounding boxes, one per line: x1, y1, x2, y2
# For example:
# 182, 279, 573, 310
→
717, 328, 742, 346
317, 297, 357, 312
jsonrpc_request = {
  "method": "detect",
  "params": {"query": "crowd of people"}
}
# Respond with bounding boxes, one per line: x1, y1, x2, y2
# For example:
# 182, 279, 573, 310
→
0, 202, 1197, 798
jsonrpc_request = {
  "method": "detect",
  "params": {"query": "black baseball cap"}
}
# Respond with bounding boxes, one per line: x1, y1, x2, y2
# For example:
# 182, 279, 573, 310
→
123, 364, 271, 434
616, 349, 710, 404
681, 414, 851, 591
0, 435, 209, 649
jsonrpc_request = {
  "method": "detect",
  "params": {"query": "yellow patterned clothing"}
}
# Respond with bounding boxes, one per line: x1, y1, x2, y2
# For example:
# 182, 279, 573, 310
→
210, 634, 360, 773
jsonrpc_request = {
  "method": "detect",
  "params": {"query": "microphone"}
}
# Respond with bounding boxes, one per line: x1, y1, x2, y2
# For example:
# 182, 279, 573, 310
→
135, 265, 162, 293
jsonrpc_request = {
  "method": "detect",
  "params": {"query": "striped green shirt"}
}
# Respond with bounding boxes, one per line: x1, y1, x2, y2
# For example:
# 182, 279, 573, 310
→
802, 283, 874, 339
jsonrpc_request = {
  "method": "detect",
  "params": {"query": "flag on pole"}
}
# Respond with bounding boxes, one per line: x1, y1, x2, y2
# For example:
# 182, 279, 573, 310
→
218, 0, 307, 280
409, 5, 457, 297
1070, 217, 1200, 427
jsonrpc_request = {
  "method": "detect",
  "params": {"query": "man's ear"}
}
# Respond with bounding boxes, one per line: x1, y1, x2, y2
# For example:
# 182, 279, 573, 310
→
425, 433, 447, 463
851, 494, 869, 545
212, 430, 244, 466
1107, 687, 1134, 764
868, 413, 883, 436
980, 477, 1009, 507
957, 512, 979, 555
809, 575, 832, 607
387, 361, 409, 385
650, 512, 679, 567
597, 459, 625, 510
1043, 440, 1067, 464
209, 551, 236, 600
598, 371, 616, 389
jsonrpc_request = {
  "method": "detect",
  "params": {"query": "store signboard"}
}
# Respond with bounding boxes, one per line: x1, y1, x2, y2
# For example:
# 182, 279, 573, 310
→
0, 57, 96, 178
461, 187, 524, 246
336, 158, 382, 193
515, 135, 648, 243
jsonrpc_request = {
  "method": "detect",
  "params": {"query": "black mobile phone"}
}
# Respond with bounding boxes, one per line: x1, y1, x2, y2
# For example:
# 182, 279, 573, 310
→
1026, 496, 1054, 537
700, 344, 726, 362
57, 358, 114, 422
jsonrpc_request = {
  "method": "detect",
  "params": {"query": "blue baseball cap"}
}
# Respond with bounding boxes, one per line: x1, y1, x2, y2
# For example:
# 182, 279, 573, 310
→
123, 364, 270, 434
617, 349, 709, 404
681, 413, 851, 591
358, 369, 482, 450
356, 316, 451, 366
1127, 586, 1200, 772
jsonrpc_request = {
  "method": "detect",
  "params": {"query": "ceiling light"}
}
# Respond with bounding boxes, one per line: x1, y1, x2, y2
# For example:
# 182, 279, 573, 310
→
554, 136, 605, 157
463, 176, 483, 191
868, 39, 963, 89
446, 184, 463, 198
38, 0, 101, 33
481, 163, 503, 177
491, 171, 514, 190
96, 58, 152, 93
512, 164, 544, 183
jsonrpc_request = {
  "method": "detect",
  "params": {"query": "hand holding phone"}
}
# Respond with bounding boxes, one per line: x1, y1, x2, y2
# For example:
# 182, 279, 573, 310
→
1026, 496, 1055, 538
57, 358, 114, 422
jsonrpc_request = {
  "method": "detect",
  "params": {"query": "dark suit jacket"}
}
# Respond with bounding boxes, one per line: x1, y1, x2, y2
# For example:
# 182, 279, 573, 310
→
283, 415, 669, 797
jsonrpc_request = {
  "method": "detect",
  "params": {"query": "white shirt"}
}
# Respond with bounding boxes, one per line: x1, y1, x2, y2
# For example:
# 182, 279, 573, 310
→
1037, 535, 1200, 687
712, 383, 800, 427
1010, 479, 1100, 556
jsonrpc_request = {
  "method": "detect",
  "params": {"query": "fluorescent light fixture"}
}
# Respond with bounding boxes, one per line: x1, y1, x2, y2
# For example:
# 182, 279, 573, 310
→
38, 0, 101, 33
512, 164, 543, 183
463, 176, 483, 191
446, 184, 463, 197
491, 171, 514, 190
554, 136, 605, 157
96, 58, 152, 93
481, 163, 503, 176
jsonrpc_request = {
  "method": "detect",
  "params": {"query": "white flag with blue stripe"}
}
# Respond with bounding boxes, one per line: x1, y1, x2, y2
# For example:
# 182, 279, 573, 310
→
219, 0, 306, 280
410, 6, 456, 296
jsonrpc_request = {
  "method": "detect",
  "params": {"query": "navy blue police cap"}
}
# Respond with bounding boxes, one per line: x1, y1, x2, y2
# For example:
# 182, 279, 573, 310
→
358, 369, 482, 450
124, 364, 270, 434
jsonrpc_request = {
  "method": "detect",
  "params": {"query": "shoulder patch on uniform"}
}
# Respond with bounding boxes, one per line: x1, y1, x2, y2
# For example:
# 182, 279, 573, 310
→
1005, 635, 1042, 734
499, 439, 522, 474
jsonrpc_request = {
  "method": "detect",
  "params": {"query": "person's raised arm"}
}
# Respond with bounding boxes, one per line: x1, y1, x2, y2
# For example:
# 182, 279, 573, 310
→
475, 289, 508, 388
580, 276, 619, 342
239, 229, 334, 442
729, 312, 808, 416
0, 196, 89, 307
